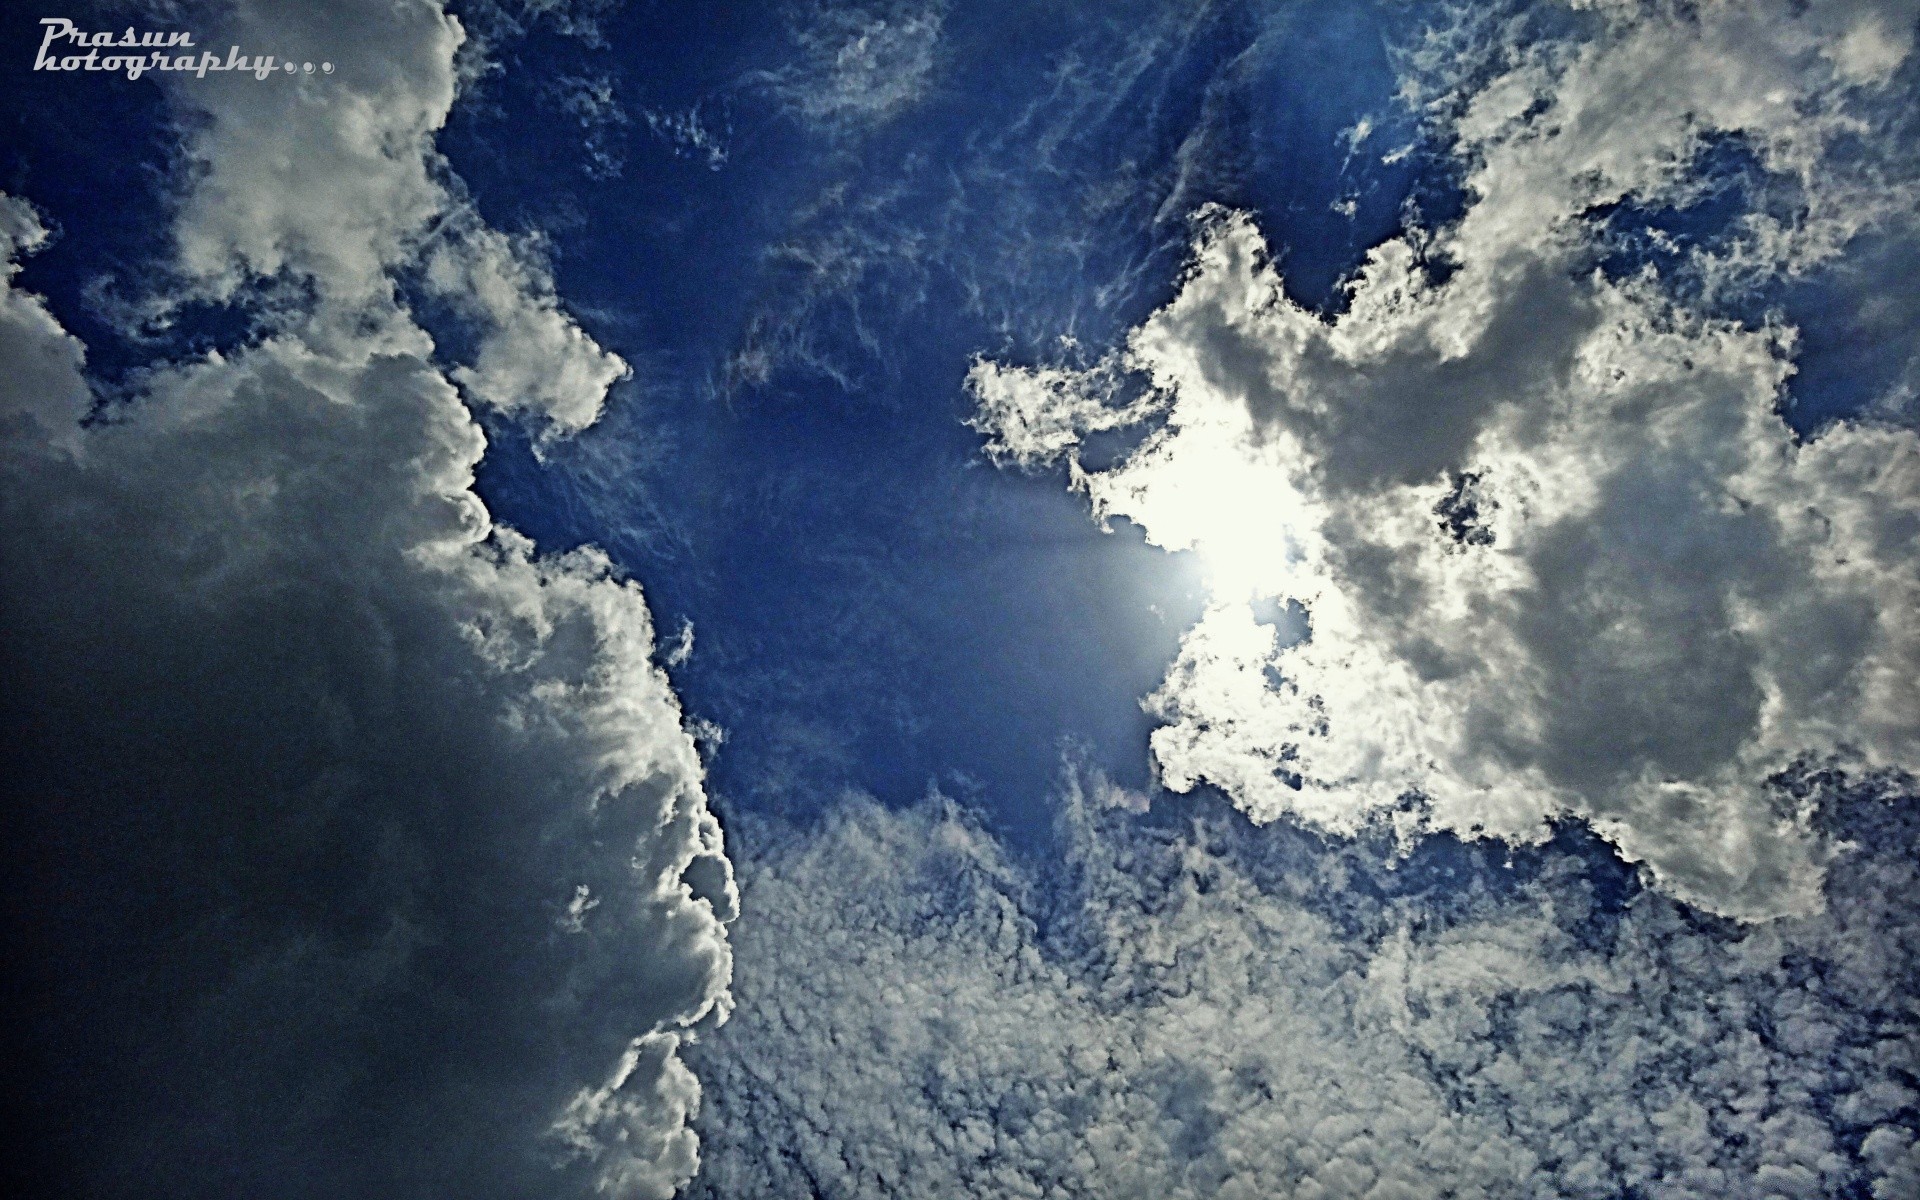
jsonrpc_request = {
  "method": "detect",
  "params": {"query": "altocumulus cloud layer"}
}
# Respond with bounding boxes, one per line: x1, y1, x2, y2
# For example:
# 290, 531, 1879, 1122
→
1, 2, 730, 1197
972, 0, 1920, 920
690, 772, 1920, 1199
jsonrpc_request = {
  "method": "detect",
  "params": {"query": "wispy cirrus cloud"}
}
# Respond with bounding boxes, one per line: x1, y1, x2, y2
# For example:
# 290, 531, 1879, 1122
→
755, 0, 945, 137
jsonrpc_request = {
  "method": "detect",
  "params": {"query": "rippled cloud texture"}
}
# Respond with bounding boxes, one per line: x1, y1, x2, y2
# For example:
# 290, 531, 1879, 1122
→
691, 768, 1920, 1199
973, 0, 1920, 920
2, 2, 730, 1196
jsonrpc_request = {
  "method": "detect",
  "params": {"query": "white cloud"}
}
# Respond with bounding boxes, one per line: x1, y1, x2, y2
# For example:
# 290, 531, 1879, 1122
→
967, 353, 1161, 471
161, 0, 625, 432
641, 102, 730, 171
0, 195, 88, 452
425, 219, 632, 433
970, 0, 1920, 920
662, 616, 697, 668
1825, 5, 1916, 84
551, 1033, 706, 1200
689, 772, 1920, 1198
757, 1, 945, 135
1, 1, 725, 1195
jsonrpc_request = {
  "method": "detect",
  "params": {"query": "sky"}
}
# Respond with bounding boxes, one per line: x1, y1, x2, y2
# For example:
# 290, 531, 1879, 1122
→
1, 1, 1917, 1198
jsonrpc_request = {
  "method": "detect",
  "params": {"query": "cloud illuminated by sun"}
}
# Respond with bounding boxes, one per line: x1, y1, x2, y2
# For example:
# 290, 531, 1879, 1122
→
1078, 404, 1317, 604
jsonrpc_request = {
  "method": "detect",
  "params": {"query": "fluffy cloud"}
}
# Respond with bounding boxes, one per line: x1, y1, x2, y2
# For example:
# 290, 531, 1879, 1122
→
689, 769, 1920, 1199
165, 0, 626, 431
0, 2, 726, 1196
970, 0, 1920, 920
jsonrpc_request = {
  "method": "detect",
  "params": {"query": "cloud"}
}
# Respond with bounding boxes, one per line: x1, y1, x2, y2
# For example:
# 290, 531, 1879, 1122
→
970, 0, 1920, 920
756, 0, 945, 136
0, 196, 88, 452
662, 616, 697, 668
641, 102, 730, 172
161, 0, 625, 432
1, 2, 726, 1196
425, 217, 632, 433
688, 768, 1920, 1199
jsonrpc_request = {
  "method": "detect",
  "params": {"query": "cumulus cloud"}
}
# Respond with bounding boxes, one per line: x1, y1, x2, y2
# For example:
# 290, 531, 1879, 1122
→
1, 2, 726, 1196
425, 218, 632, 433
0, 196, 88, 451
970, 0, 1920, 920
689, 768, 1920, 1199
162, 0, 626, 432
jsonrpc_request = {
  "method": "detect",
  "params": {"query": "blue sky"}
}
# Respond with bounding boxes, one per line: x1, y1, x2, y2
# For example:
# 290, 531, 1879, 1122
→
438, 0, 1457, 839
2, 2, 1919, 1197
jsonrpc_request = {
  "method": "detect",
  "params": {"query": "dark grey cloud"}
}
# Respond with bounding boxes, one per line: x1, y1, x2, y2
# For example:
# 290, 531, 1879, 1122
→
0, 2, 730, 1195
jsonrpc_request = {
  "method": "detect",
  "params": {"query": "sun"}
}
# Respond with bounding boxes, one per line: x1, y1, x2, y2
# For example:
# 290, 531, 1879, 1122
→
1084, 413, 1312, 604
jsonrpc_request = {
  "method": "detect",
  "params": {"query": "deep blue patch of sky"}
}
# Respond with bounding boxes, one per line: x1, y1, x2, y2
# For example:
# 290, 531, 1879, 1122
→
442, 0, 1471, 847
0, 12, 250, 399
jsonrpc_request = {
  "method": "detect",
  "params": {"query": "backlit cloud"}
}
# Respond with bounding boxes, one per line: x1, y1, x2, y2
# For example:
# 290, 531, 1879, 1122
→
971, 0, 1920, 920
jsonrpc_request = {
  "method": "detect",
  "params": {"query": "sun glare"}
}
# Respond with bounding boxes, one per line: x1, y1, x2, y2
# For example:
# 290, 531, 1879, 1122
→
1090, 420, 1310, 603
